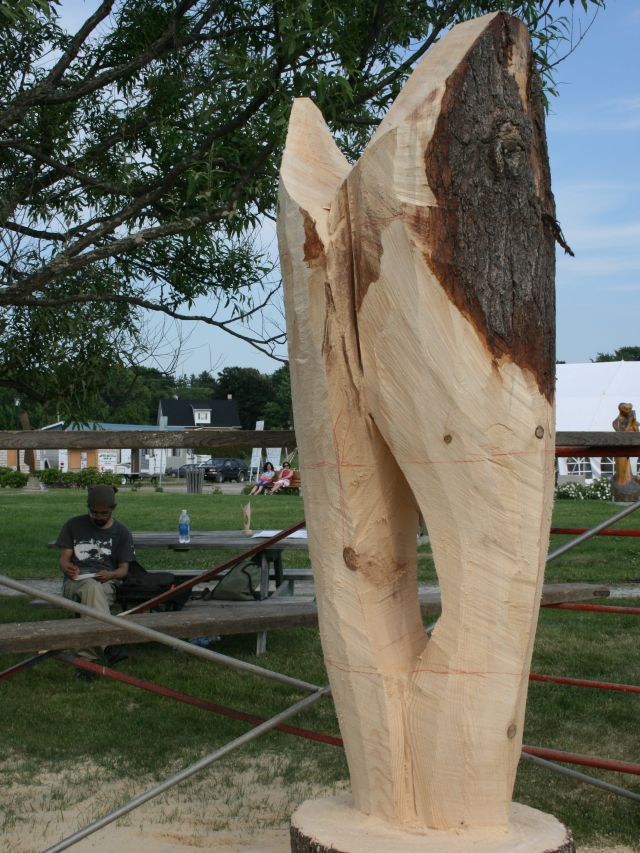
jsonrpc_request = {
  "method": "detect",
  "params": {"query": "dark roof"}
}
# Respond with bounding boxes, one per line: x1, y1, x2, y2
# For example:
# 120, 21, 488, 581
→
158, 398, 241, 428
40, 421, 184, 432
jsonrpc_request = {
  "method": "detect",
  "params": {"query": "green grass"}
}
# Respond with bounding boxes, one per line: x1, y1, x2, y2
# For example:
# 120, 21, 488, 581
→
0, 492, 639, 848
416, 499, 640, 586
0, 488, 309, 577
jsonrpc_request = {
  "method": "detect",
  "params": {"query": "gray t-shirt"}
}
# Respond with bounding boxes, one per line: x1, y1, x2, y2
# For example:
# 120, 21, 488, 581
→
55, 515, 135, 574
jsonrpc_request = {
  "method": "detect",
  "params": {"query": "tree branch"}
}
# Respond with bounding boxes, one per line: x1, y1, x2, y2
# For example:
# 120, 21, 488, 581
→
0, 0, 201, 130
349, 0, 467, 109
8, 140, 133, 197
1, 139, 276, 295
2, 290, 287, 359
5, 220, 66, 240
44, 0, 115, 89
43, 64, 284, 262
547, 4, 601, 69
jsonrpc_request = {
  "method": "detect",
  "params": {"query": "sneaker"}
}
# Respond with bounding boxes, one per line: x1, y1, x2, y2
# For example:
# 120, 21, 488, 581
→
104, 645, 129, 666
75, 668, 96, 682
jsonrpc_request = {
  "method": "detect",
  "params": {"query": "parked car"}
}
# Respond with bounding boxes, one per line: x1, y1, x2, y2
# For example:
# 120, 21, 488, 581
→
202, 457, 249, 483
172, 463, 200, 478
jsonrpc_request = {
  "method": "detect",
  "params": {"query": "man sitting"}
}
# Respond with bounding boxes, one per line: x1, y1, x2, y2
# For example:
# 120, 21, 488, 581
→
55, 484, 134, 680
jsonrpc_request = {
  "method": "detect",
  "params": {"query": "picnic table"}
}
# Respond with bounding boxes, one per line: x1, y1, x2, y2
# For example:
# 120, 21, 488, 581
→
47, 528, 311, 592
47, 528, 312, 653
130, 529, 311, 604
130, 529, 310, 550
48, 529, 310, 585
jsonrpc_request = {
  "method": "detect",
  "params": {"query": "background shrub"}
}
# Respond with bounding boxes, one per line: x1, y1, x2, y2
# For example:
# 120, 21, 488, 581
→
556, 477, 612, 501
0, 467, 29, 488
34, 467, 120, 488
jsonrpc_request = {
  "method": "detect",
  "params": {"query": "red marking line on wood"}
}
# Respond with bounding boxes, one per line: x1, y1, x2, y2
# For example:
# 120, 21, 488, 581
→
324, 658, 520, 678
326, 661, 639, 693
402, 449, 545, 465
302, 449, 545, 469
301, 461, 373, 470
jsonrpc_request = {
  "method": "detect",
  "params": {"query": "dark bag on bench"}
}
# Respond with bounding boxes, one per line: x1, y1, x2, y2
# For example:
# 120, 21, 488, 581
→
209, 559, 262, 601
115, 560, 192, 611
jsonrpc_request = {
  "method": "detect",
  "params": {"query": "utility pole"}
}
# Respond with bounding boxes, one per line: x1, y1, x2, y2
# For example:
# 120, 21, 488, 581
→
14, 397, 20, 472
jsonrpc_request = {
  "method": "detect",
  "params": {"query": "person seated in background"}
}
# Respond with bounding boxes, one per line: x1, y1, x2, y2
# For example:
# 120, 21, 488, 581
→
55, 484, 134, 681
268, 461, 294, 494
250, 461, 276, 495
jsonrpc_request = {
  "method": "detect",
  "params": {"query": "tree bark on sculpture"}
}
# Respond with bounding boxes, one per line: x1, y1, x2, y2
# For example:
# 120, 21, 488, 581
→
278, 12, 571, 851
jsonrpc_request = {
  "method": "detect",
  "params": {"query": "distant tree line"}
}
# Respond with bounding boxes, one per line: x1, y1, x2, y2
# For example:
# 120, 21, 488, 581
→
593, 347, 640, 363
0, 363, 292, 431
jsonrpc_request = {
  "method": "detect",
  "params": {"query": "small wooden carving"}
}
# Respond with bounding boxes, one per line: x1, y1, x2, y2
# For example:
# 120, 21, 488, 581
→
279, 11, 570, 852
241, 502, 252, 536
611, 402, 640, 502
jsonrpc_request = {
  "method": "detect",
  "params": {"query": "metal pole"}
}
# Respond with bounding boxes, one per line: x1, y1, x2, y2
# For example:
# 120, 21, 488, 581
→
0, 575, 322, 693
55, 653, 343, 746
546, 498, 640, 563
42, 687, 330, 853
14, 397, 20, 472
545, 602, 640, 615
0, 650, 53, 681
521, 752, 640, 802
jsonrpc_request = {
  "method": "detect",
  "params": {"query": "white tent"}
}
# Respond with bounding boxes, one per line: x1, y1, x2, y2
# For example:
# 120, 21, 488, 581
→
556, 361, 640, 478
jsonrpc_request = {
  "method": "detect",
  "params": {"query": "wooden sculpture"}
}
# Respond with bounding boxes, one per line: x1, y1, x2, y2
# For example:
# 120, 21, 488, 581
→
611, 402, 640, 502
278, 12, 573, 853
241, 502, 252, 536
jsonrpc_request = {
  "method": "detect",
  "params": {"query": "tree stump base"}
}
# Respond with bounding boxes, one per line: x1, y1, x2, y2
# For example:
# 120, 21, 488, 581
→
290, 796, 574, 853
611, 477, 640, 503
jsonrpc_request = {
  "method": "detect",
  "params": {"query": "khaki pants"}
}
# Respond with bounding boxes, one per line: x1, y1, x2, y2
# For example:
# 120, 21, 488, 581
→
63, 577, 117, 662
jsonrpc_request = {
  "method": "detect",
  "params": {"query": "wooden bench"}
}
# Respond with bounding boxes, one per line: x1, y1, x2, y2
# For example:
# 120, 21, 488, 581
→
270, 468, 301, 495
0, 583, 609, 655
24, 566, 314, 608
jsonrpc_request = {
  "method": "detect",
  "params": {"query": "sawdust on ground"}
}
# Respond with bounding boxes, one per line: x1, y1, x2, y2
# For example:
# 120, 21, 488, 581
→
1, 755, 635, 852
1, 753, 345, 853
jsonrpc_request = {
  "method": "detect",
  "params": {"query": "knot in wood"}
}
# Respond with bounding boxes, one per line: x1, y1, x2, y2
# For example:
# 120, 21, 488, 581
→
507, 723, 517, 739
493, 121, 526, 178
535, 426, 545, 439
342, 547, 360, 572
443, 434, 453, 444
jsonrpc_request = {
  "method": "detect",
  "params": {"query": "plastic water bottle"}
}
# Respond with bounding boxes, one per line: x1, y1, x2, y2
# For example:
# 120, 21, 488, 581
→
178, 509, 190, 544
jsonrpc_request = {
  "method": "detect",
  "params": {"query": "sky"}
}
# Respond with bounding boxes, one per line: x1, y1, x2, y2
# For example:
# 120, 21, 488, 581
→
545, 1, 640, 364
56, 1, 640, 376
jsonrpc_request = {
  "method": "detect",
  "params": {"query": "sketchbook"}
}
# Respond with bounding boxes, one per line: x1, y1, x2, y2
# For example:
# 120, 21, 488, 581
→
252, 529, 307, 540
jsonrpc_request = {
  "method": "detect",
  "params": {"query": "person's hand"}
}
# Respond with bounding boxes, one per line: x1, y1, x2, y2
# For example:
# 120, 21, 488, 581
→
94, 570, 114, 583
61, 562, 79, 580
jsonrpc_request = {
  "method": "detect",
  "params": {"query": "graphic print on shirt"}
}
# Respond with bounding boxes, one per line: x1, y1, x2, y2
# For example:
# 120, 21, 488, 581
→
74, 538, 113, 563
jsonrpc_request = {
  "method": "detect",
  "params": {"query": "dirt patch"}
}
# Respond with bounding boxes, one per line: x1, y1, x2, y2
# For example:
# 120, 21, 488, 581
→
1, 754, 634, 852
1, 754, 348, 853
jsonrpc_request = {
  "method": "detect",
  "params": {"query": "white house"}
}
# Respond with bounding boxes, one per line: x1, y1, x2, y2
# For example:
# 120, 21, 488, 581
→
556, 361, 640, 480
156, 397, 242, 471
